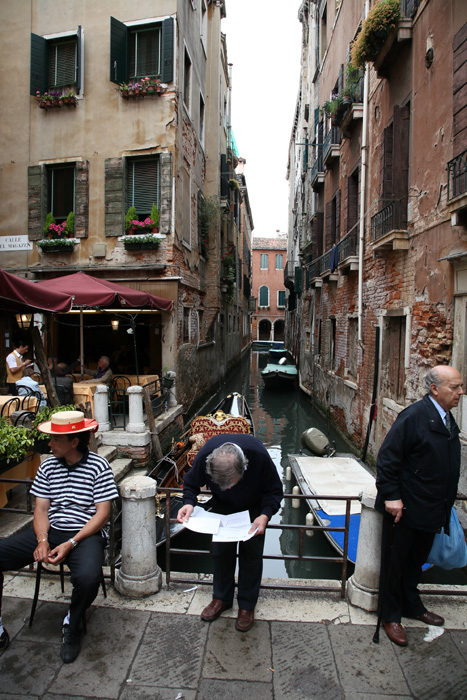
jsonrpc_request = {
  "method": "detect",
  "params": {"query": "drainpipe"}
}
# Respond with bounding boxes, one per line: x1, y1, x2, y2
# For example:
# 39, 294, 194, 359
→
358, 0, 369, 344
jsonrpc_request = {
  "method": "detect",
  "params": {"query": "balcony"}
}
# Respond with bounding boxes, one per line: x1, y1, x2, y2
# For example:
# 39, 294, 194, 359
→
310, 148, 324, 190
323, 127, 341, 166
371, 199, 409, 251
284, 261, 297, 290
339, 76, 365, 138
447, 150, 467, 226
337, 230, 359, 274
373, 16, 413, 79
320, 248, 339, 283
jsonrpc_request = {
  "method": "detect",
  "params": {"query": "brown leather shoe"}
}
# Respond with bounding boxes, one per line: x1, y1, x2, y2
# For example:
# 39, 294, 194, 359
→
235, 609, 255, 632
416, 610, 444, 626
200, 598, 232, 622
383, 621, 408, 646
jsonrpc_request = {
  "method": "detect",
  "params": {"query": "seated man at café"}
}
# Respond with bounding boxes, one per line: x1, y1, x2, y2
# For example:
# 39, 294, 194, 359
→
0, 410, 118, 663
80, 356, 113, 385
16, 367, 47, 408
5, 339, 31, 394
53, 363, 74, 405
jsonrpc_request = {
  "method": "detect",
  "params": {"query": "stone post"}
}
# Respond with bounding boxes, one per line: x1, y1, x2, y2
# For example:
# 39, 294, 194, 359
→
114, 476, 162, 597
346, 491, 382, 611
94, 385, 110, 431
126, 385, 145, 433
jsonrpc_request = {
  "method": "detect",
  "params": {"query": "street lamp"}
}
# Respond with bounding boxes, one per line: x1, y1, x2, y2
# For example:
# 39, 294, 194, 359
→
16, 313, 32, 329
111, 319, 119, 332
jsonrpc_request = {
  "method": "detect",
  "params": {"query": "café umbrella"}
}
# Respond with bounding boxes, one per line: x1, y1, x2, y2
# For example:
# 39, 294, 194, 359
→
36, 272, 173, 380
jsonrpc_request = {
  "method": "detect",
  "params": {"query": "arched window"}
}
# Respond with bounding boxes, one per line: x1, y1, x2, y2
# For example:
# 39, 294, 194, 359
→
259, 285, 269, 307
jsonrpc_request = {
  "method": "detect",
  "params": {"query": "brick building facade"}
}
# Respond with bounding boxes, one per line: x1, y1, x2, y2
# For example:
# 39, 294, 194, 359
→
286, 0, 467, 463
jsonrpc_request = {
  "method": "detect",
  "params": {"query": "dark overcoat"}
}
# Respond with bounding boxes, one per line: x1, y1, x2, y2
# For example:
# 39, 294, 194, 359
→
375, 394, 460, 532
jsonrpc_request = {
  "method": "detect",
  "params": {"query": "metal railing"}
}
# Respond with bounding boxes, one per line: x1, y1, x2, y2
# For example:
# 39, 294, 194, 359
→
284, 261, 297, 286
447, 149, 467, 201
310, 147, 323, 183
338, 230, 358, 262
157, 488, 357, 598
370, 199, 404, 241
323, 127, 341, 162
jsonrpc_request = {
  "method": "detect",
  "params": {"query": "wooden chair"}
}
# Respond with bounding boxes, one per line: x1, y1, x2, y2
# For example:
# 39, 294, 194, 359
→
109, 376, 131, 427
0, 397, 21, 419
29, 562, 107, 633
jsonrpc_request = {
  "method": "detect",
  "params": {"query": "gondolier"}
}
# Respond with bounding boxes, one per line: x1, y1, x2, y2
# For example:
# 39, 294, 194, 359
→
0, 411, 118, 663
177, 433, 283, 632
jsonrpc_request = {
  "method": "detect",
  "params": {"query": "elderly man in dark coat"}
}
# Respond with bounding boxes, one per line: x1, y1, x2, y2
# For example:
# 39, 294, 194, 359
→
177, 433, 283, 632
375, 365, 463, 646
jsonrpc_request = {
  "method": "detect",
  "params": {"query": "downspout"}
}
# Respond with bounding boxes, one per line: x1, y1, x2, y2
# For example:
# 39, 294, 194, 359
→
358, 0, 369, 344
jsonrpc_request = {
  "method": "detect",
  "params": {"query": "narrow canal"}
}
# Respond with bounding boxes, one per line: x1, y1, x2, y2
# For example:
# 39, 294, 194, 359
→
159, 349, 467, 587
159, 348, 355, 581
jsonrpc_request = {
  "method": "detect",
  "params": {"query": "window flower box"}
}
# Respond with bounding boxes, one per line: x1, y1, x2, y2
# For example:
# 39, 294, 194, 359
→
118, 78, 167, 100
36, 238, 77, 253
122, 233, 163, 251
36, 90, 77, 110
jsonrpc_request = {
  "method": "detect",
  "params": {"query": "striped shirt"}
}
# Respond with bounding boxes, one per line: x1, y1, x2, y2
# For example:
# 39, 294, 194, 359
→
30, 449, 118, 533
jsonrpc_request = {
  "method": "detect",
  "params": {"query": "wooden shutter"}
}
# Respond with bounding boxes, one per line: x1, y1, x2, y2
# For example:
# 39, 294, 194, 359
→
28, 165, 47, 240
335, 188, 341, 242
393, 104, 410, 229
127, 158, 160, 215
109, 17, 129, 85
453, 23, 467, 153
74, 161, 89, 238
30, 33, 48, 95
220, 154, 229, 198
76, 25, 82, 93
380, 123, 394, 202
105, 157, 124, 237
161, 17, 174, 83
325, 200, 333, 249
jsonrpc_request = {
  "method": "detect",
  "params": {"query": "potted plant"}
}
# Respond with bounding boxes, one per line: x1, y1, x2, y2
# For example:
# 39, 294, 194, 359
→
123, 233, 162, 250
0, 417, 35, 469
150, 202, 160, 232
36, 238, 75, 253
350, 0, 400, 68
125, 206, 138, 231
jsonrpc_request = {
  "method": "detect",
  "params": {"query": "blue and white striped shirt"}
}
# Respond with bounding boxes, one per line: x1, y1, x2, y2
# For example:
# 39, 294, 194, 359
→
30, 449, 118, 532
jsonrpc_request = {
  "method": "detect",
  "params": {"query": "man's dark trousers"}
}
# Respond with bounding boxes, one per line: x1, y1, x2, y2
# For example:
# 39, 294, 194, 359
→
213, 533, 265, 610
0, 528, 105, 632
379, 514, 435, 622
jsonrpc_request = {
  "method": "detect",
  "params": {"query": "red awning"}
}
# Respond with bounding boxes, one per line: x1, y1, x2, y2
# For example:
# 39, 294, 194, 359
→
0, 269, 73, 313
35, 272, 173, 311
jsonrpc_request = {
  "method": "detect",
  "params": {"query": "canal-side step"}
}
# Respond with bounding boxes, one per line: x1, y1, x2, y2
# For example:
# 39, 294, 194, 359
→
110, 457, 133, 484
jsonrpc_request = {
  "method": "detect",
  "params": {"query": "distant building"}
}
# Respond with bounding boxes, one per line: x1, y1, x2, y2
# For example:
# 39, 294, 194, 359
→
251, 235, 287, 343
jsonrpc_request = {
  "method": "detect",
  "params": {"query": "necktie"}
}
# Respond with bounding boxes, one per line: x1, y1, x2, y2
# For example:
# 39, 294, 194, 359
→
445, 413, 451, 432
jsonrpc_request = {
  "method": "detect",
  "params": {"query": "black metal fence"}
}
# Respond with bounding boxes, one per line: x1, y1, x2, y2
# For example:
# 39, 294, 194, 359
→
370, 199, 403, 241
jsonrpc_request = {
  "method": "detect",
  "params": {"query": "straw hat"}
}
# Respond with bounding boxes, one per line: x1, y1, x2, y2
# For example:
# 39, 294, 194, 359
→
37, 410, 98, 435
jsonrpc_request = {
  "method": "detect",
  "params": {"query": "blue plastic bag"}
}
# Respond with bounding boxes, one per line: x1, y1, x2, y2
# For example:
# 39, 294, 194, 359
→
427, 507, 467, 570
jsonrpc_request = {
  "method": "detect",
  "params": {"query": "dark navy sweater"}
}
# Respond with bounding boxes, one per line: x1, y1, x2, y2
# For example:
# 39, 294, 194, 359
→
182, 434, 284, 520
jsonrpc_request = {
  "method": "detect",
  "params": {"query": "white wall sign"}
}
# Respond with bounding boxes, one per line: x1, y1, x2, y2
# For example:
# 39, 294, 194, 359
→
0, 236, 33, 251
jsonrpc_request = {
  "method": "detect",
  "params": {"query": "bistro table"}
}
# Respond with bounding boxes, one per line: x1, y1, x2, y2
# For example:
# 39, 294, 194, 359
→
0, 451, 41, 508
0, 394, 38, 420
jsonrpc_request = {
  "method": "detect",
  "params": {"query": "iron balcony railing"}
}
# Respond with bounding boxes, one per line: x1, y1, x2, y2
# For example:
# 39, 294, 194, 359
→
320, 249, 332, 274
370, 199, 403, 242
323, 127, 341, 162
284, 261, 297, 286
447, 149, 467, 201
338, 230, 358, 263
402, 0, 419, 19
308, 258, 321, 280
310, 147, 323, 182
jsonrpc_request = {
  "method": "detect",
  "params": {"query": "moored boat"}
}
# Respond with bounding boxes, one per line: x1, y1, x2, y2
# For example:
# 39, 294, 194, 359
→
268, 347, 289, 362
149, 392, 255, 543
261, 361, 298, 390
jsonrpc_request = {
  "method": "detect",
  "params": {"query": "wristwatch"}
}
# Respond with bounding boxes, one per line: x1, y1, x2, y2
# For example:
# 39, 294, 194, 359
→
68, 538, 78, 548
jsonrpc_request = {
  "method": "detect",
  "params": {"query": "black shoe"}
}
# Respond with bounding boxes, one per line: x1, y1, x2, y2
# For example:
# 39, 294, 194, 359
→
0, 628, 9, 652
60, 625, 81, 663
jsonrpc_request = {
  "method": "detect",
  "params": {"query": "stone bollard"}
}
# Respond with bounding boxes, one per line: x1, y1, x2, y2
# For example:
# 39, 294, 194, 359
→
126, 385, 145, 433
346, 491, 382, 612
94, 385, 110, 431
114, 476, 162, 597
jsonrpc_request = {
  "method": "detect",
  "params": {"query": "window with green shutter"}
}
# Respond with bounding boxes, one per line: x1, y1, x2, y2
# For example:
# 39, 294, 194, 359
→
260, 254, 268, 269
126, 157, 160, 218
259, 285, 269, 307
48, 39, 77, 88
278, 290, 286, 308
47, 165, 75, 223
30, 28, 82, 96
110, 16, 174, 85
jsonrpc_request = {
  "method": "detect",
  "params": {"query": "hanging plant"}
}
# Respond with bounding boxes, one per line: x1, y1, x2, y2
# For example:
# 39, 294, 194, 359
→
350, 0, 400, 69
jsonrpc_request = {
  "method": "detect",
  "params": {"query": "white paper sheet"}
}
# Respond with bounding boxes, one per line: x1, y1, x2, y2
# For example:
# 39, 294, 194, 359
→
183, 508, 257, 542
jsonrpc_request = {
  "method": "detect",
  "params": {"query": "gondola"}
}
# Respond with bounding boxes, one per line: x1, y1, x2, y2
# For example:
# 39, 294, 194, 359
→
149, 392, 255, 544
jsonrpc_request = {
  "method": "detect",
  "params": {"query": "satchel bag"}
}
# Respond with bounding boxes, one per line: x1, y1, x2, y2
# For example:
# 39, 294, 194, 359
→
427, 507, 467, 570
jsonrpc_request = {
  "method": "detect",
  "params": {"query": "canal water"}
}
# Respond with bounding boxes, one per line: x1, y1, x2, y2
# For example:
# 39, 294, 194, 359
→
159, 349, 467, 586
159, 349, 355, 581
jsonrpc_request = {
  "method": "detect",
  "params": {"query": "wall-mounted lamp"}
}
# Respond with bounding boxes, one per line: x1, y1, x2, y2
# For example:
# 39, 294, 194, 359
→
16, 313, 32, 329
111, 319, 119, 332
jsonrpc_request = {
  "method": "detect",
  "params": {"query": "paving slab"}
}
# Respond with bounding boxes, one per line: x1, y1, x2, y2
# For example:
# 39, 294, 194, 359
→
129, 612, 208, 689
271, 621, 342, 700
328, 623, 411, 696
120, 687, 196, 700
52, 607, 150, 699
203, 617, 272, 682
197, 678, 273, 699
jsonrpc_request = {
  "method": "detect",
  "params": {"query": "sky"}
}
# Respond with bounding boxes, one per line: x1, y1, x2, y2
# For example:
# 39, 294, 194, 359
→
221, 2, 303, 239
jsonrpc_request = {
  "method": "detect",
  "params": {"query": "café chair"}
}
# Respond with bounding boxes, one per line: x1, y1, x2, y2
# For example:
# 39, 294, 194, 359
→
29, 561, 107, 633
0, 397, 21, 419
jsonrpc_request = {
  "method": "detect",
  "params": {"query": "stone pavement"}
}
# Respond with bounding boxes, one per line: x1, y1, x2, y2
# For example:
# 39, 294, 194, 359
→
1, 571, 467, 700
